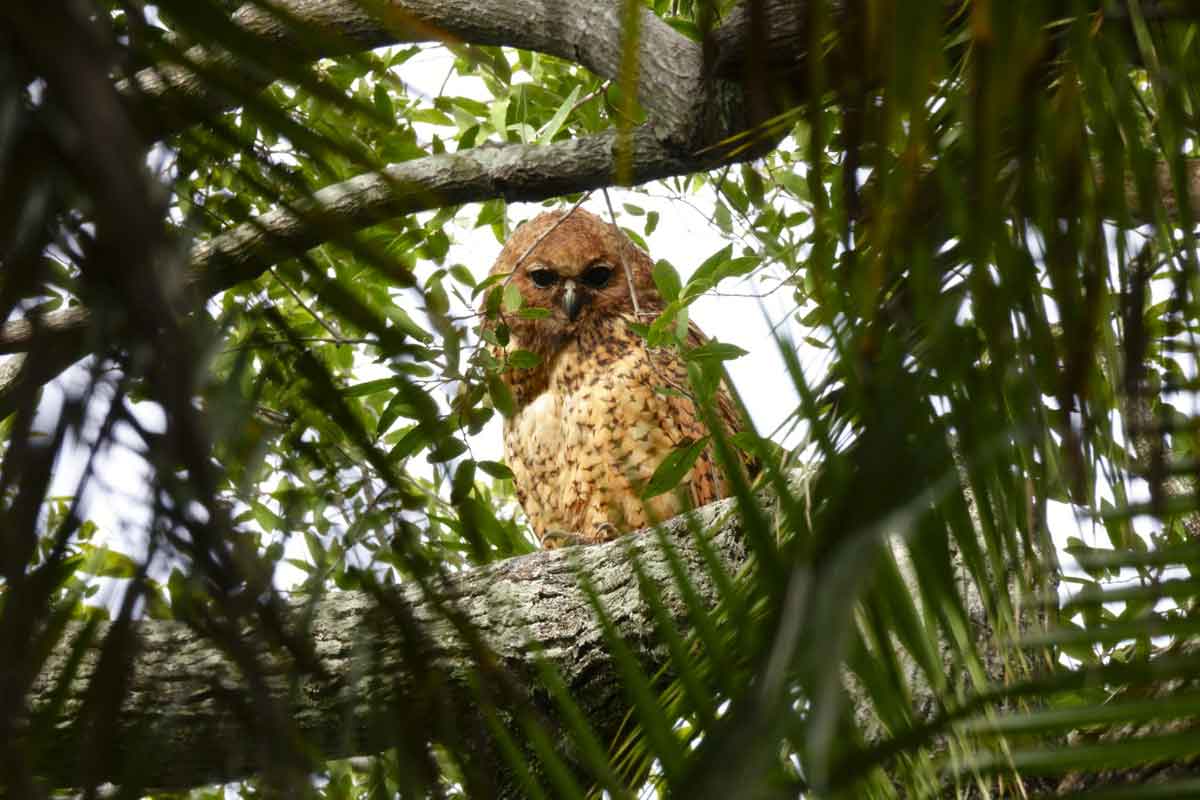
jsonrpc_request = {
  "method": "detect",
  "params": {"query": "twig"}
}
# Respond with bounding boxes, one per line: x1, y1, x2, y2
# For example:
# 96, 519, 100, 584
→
600, 187, 647, 318
269, 266, 347, 344
569, 80, 610, 115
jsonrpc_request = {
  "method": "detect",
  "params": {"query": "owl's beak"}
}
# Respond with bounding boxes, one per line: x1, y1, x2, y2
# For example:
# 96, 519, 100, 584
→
561, 279, 586, 322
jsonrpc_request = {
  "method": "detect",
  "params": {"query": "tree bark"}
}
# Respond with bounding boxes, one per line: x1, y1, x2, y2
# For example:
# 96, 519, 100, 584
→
26, 499, 748, 795
125, 0, 712, 146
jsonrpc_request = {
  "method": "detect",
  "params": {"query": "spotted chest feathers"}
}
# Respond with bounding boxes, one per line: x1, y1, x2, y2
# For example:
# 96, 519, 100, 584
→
501, 316, 724, 544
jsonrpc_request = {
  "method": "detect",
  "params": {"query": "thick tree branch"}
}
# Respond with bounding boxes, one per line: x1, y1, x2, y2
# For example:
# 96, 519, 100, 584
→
28, 500, 747, 793
0, 124, 763, 419
128, 0, 708, 146
4, 141, 1198, 367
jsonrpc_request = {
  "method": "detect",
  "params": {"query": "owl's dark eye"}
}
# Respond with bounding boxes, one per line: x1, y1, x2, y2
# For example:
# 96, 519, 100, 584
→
529, 268, 558, 288
581, 263, 614, 288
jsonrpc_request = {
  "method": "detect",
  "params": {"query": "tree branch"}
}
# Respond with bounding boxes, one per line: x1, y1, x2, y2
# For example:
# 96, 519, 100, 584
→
127, 0, 707, 146
0, 124, 764, 418
28, 500, 747, 794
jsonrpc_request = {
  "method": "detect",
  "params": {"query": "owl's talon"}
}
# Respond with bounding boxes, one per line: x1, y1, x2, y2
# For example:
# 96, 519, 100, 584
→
542, 529, 587, 549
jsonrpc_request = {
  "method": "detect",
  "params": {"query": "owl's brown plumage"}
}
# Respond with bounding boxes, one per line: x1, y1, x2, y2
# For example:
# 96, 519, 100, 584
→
487, 208, 750, 548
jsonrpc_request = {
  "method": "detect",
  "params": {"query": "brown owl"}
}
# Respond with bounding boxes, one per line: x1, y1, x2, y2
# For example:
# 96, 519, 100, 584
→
487, 208, 751, 548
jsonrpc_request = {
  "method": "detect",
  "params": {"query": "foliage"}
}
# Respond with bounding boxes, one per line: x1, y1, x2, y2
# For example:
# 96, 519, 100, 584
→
2, 0, 1200, 798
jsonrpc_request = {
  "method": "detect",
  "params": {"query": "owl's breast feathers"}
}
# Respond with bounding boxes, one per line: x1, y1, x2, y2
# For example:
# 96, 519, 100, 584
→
500, 315, 751, 544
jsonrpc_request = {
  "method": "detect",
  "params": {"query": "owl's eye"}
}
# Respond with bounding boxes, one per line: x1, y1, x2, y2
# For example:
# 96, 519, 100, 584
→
529, 268, 558, 288
581, 264, 614, 288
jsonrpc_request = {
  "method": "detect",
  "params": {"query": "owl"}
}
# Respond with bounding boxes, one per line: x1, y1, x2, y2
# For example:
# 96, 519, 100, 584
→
487, 208, 752, 548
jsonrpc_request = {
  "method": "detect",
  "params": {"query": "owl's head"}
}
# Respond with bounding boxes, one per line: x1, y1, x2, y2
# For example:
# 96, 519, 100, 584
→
487, 209, 661, 349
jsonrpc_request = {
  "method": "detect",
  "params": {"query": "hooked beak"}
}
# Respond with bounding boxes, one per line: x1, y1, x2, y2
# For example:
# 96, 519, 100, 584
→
561, 279, 586, 322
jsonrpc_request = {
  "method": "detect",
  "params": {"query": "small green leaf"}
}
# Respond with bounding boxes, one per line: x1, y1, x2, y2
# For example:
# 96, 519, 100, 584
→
451, 459, 476, 503
449, 264, 476, 287
479, 460, 514, 480
408, 107, 454, 126
376, 393, 406, 436
251, 501, 284, 533
674, 303, 690, 341
741, 163, 765, 205
388, 425, 430, 461
506, 349, 541, 370
427, 436, 468, 463
691, 244, 732, 284
475, 200, 506, 229
490, 97, 510, 139
642, 437, 709, 499
537, 85, 581, 144
344, 378, 396, 397
645, 210, 660, 235
685, 341, 748, 364
653, 260, 682, 302
684, 254, 761, 300
384, 304, 434, 343
373, 84, 394, 118
516, 307, 552, 319
83, 546, 138, 579
502, 282, 523, 312
487, 373, 515, 417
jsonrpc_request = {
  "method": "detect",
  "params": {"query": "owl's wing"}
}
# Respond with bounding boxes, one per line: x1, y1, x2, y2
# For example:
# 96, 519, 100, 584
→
641, 318, 759, 509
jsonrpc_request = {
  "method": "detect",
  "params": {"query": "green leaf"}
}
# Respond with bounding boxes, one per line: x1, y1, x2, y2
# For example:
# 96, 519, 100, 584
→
641, 437, 709, 499
82, 546, 138, 579
449, 264, 476, 287
451, 459, 476, 503
652, 259, 682, 302
487, 373, 515, 417
344, 378, 396, 397
685, 341, 748, 364
684, 253, 761, 300
645, 210, 660, 235
408, 107, 454, 126
427, 436, 468, 463
502, 282, 523, 312
646, 302, 682, 348
373, 83, 393, 118
384, 304, 434, 343
506, 349, 541, 370
475, 199, 506, 229
489, 97, 510, 139
478, 460, 514, 480
251, 501, 284, 533
537, 85, 581, 144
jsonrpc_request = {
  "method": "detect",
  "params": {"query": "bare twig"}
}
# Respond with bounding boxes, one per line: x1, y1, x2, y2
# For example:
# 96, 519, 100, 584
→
601, 187, 647, 318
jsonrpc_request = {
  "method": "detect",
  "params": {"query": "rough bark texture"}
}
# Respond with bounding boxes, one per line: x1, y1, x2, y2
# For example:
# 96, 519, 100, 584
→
0, 127, 736, 360
126, 0, 710, 146
27, 499, 747, 794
